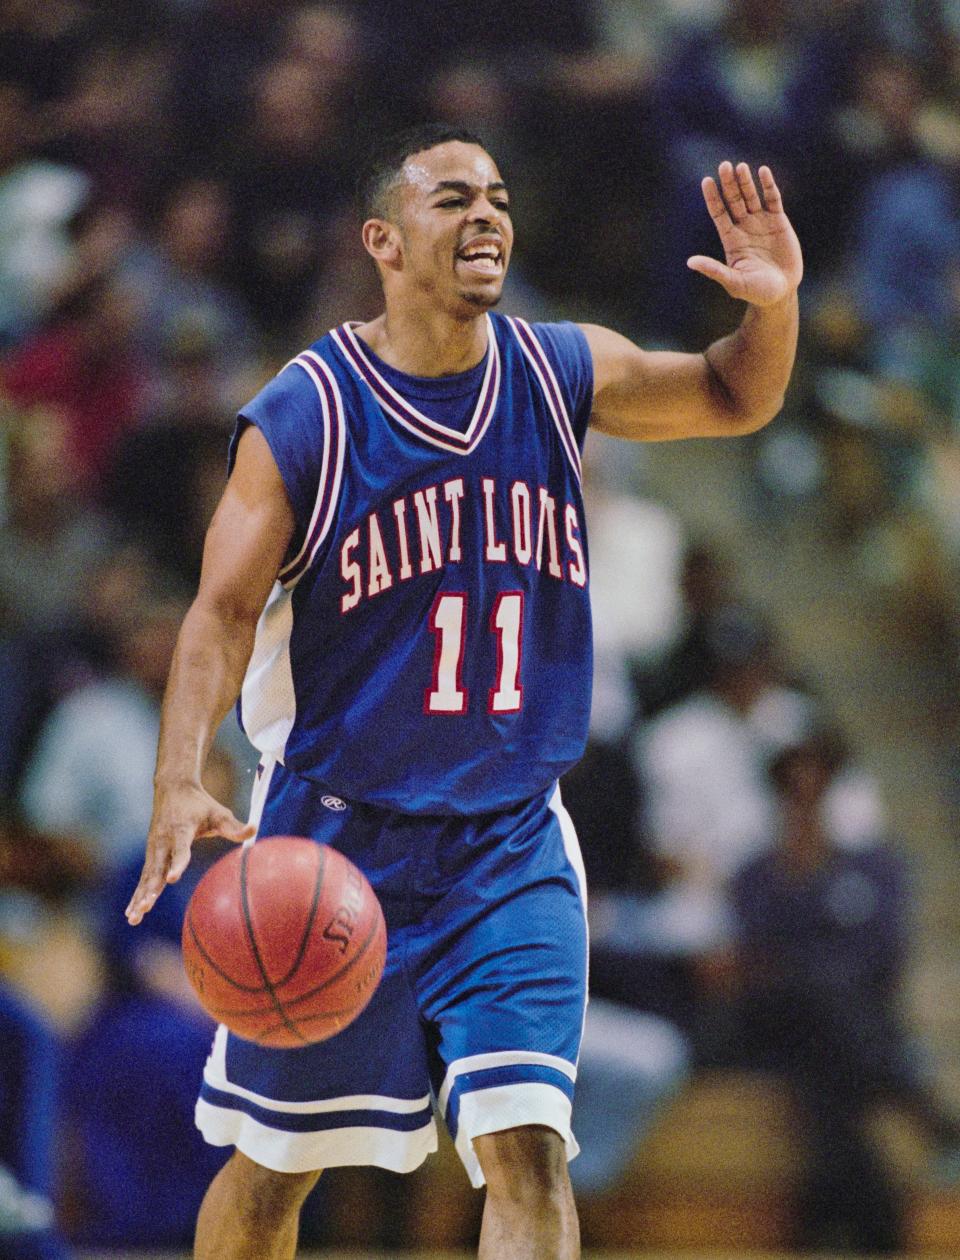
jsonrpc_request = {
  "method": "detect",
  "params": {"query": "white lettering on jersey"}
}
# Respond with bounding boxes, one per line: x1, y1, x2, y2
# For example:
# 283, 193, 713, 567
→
488, 590, 524, 712
510, 481, 532, 565
414, 485, 443, 573
535, 488, 563, 579
565, 504, 587, 587
393, 497, 413, 581
425, 592, 468, 713
340, 528, 362, 612
340, 477, 585, 611
444, 478, 465, 562
367, 511, 393, 597
483, 477, 507, 562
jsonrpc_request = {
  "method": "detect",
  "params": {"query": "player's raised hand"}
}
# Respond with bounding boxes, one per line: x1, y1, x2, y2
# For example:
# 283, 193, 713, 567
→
687, 162, 803, 307
125, 782, 254, 924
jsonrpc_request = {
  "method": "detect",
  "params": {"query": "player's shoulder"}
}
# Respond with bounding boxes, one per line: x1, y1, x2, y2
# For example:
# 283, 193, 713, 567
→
495, 313, 594, 423
494, 311, 590, 360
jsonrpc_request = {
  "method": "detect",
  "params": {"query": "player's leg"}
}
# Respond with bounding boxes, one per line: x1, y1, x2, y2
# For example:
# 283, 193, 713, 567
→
194, 1150, 320, 1260
474, 1125, 580, 1260
192, 764, 438, 1251
413, 785, 588, 1251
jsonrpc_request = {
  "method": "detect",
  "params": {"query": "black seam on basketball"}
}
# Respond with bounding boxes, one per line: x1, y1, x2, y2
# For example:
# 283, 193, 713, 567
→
272, 843, 326, 992
185, 905, 272, 994
252, 1003, 359, 1042
268, 907, 384, 1014
202, 996, 354, 1021
240, 845, 306, 1043
208, 909, 383, 1024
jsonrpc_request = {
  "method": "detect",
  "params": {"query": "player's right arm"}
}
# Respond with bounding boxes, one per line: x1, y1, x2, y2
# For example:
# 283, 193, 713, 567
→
125, 425, 295, 924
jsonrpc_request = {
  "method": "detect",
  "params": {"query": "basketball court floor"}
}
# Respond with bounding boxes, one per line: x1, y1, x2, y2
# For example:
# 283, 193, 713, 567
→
75, 1251, 934, 1259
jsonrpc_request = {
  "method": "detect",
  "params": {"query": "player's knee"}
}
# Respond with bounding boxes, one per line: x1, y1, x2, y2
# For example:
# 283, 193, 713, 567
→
227, 1150, 321, 1222
475, 1125, 570, 1205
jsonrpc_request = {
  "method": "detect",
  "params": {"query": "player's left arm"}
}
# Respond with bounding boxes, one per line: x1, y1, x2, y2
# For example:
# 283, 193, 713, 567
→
581, 162, 802, 441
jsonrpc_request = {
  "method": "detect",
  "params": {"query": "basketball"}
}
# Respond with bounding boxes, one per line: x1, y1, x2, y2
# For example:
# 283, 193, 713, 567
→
181, 836, 387, 1048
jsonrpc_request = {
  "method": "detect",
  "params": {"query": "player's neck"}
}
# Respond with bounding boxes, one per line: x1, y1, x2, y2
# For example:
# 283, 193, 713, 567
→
355, 306, 489, 378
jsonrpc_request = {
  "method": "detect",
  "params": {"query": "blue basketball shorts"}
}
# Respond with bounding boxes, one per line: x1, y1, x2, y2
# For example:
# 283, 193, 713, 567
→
195, 757, 588, 1188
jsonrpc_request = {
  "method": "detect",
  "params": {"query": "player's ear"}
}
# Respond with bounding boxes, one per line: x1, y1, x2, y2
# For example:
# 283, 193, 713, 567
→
362, 218, 402, 270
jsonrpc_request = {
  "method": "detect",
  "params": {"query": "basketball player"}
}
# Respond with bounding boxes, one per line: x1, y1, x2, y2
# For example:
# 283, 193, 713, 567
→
126, 125, 802, 1260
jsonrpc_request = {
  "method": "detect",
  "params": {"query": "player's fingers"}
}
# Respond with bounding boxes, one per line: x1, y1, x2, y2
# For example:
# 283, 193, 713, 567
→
758, 165, 784, 213
735, 162, 763, 214
700, 176, 733, 230
196, 809, 255, 844
164, 824, 201, 884
687, 254, 741, 296
126, 849, 173, 923
717, 161, 747, 221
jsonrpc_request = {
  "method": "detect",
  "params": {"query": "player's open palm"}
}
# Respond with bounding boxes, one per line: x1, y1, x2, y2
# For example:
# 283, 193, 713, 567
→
688, 161, 803, 307
125, 782, 254, 924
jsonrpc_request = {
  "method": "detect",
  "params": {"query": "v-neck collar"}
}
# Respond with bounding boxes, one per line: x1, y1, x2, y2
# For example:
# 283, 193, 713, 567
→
329, 316, 501, 456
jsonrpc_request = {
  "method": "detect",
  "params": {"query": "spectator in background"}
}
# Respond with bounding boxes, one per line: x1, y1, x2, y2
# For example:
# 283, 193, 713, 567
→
20, 595, 254, 879
0, 983, 71, 1260
649, 0, 844, 338
65, 853, 227, 1251
40, 32, 174, 208
169, 0, 287, 169
279, 3, 370, 102
636, 539, 738, 718
732, 732, 960, 1253
227, 54, 354, 341
0, 406, 110, 641
0, 406, 112, 789
634, 607, 815, 954
583, 434, 685, 742
0, 77, 88, 348
121, 175, 255, 385
0, 1, 99, 104
20, 599, 188, 877
848, 52, 960, 365
1, 275, 145, 493
105, 325, 235, 587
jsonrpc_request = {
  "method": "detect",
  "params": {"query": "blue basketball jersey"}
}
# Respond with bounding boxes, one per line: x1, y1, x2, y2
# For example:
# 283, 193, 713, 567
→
230, 313, 594, 815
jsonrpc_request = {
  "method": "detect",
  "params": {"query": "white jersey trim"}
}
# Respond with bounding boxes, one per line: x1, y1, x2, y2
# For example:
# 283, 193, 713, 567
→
330, 317, 502, 456
239, 585, 297, 762
505, 317, 583, 485
278, 351, 347, 588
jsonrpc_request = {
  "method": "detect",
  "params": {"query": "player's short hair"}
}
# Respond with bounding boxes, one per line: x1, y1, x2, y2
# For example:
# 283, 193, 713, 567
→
357, 123, 488, 221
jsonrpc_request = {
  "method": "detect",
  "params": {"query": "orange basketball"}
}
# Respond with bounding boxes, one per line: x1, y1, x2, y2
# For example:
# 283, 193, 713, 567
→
182, 836, 386, 1048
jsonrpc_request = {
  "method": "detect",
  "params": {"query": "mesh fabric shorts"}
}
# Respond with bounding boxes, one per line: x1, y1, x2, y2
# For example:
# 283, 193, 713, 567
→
195, 758, 588, 1187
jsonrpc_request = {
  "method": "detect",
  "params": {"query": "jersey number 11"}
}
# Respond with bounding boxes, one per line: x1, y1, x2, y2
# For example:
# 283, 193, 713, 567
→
426, 591, 524, 715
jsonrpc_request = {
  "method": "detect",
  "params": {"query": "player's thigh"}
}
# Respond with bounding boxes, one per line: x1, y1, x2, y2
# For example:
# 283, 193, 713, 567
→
197, 931, 437, 1175
415, 787, 588, 1184
199, 762, 438, 1175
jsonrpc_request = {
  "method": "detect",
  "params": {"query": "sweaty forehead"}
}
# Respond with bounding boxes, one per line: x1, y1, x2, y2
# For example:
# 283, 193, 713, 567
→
399, 142, 503, 199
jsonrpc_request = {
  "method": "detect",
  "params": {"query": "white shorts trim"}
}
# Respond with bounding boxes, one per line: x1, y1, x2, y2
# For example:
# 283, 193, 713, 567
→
195, 1097, 438, 1175
455, 1081, 579, 1189
202, 1026, 431, 1117
437, 1049, 577, 1117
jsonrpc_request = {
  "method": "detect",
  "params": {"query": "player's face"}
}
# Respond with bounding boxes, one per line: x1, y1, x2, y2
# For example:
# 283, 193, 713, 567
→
393, 142, 513, 314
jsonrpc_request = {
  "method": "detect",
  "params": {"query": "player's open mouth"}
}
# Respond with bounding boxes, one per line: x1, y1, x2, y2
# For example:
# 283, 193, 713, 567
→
456, 237, 503, 277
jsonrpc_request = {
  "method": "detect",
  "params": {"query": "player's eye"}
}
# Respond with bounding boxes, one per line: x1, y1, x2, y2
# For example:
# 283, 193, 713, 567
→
437, 198, 466, 208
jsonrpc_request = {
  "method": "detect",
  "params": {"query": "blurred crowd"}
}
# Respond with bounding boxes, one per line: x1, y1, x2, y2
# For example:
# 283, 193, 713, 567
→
3, 0, 960, 1255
